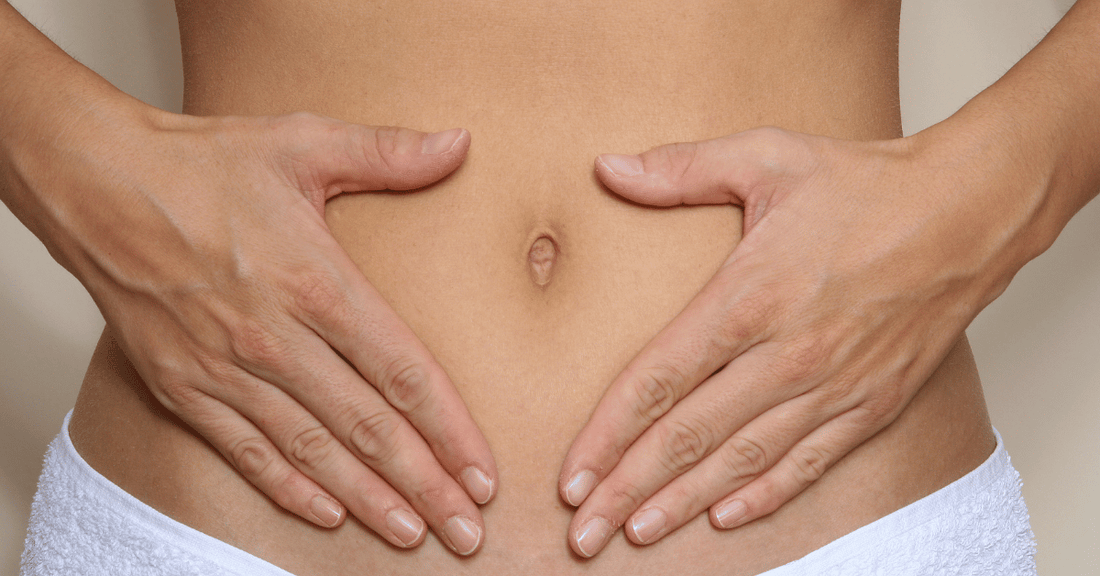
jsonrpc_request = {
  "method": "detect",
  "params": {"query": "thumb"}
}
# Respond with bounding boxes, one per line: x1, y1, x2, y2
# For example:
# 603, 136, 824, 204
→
279, 114, 470, 198
594, 128, 804, 209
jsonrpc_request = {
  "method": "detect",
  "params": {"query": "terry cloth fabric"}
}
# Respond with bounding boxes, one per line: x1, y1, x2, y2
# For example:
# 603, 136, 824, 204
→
21, 411, 295, 576
764, 426, 1036, 575
22, 411, 1035, 575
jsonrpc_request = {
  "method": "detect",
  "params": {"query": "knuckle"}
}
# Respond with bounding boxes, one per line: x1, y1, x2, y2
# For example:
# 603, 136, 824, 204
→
643, 141, 699, 182
720, 436, 770, 481
366, 126, 404, 174
378, 356, 432, 414
776, 336, 830, 383
812, 370, 861, 411
196, 351, 245, 389
657, 418, 714, 474
789, 444, 830, 485
719, 290, 776, 344
228, 318, 288, 369
152, 374, 200, 412
670, 142, 700, 182
875, 380, 907, 416
627, 366, 681, 422
848, 403, 884, 429
348, 412, 402, 466
661, 482, 701, 515
410, 477, 453, 509
859, 385, 907, 427
749, 481, 782, 516
229, 437, 277, 481
604, 479, 650, 513
287, 424, 340, 470
293, 273, 348, 323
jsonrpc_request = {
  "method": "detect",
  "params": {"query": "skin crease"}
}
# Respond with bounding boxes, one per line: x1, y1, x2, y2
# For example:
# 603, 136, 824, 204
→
0, 5, 499, 554
3, 0, 1100, 574
563, 129, 1007, 557
64, 0, 996, 573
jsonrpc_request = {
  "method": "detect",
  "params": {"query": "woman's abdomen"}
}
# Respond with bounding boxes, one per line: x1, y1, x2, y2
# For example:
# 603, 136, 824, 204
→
320, 117, 746, 550
70, 0, 996, 573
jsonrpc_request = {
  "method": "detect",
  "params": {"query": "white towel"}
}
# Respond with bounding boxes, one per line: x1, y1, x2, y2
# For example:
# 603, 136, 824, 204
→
753, 428, 1036, 575
21, 412, 294, 576
22, 412, 1036, 575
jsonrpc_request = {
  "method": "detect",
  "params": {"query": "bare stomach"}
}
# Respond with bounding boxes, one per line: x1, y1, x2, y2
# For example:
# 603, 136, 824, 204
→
70, 0, 995, 574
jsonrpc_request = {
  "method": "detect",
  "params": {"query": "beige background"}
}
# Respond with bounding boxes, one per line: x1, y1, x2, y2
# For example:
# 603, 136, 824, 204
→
1, 0, 1096, 573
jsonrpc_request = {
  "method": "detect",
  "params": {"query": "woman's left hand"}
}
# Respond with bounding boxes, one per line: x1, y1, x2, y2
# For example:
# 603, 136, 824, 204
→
558, 126, 1036, 557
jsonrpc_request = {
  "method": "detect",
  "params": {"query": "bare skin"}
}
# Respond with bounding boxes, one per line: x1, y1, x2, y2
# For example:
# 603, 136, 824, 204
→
1, 1, 499, 551
71, 0, 997, 573
5, 0, 1100, 573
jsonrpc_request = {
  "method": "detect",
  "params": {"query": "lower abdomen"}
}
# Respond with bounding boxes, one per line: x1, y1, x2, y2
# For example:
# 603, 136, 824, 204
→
71, 1, 996, 573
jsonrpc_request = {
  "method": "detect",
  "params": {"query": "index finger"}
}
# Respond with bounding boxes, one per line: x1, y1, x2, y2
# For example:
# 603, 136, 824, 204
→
559, 271, 774, 506
294, 253, 498, 506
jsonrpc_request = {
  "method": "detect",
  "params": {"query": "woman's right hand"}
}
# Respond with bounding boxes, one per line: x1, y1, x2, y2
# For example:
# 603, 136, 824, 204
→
1, 100, 495, 555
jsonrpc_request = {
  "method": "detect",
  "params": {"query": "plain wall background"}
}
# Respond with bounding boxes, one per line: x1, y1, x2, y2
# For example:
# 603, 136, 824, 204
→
1, 0, 1096, 573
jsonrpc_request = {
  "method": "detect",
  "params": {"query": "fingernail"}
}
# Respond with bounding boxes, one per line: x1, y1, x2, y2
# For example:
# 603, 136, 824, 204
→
421, 128, 464, 155
309, 495, 343, 528
575, 516, 614, 558
631, 507, 667, 544
444, 515, 482, 556
386, 509, 424, 547
598, 154, 644, 177
714, 499, 748, 529
565, 470, 597, 506
461, 466, 494, 505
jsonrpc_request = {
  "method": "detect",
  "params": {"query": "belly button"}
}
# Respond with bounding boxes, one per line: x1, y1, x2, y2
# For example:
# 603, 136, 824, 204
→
527, 235, 557, 287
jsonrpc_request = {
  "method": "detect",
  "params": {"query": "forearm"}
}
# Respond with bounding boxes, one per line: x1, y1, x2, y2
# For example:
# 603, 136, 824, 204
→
0, 1, 150, 126
0, 1, 162, 267
920, 0, 1100, 269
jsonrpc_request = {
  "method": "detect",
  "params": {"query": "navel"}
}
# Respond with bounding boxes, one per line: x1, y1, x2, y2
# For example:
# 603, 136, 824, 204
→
527, 235, 557, 287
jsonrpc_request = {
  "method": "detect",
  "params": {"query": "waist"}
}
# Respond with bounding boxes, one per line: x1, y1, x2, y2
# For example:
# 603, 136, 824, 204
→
75, 329, 993, 575
72, 175, 995, 574
178, 0, 903, 140
323, 145, 743, 460
69, 10, 993, 570
40, 415, 1027, 576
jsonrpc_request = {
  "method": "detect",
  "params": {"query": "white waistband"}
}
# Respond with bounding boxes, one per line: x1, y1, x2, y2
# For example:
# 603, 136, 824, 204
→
765, 428, 1035, 575
22, 411, 296, 576
23, 411, 1035, 575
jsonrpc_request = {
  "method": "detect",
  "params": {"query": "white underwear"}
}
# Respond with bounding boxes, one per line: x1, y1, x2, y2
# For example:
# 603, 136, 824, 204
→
22, 412, 1036, 575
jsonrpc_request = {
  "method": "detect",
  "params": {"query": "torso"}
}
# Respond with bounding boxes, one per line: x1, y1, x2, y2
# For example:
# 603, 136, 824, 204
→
70, 1, 996, 574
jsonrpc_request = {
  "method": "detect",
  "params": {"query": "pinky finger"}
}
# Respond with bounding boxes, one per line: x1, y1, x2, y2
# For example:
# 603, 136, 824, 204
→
709, 409, 874, 530
181, 389, 348, 529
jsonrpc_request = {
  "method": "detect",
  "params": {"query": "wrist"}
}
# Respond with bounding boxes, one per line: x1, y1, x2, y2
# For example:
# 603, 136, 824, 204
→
899, 111, 1060, 305
0, 1, 170, 165
925, 107, 1061, 244
906, 0, 1100, 277
0, 56, 169, 275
